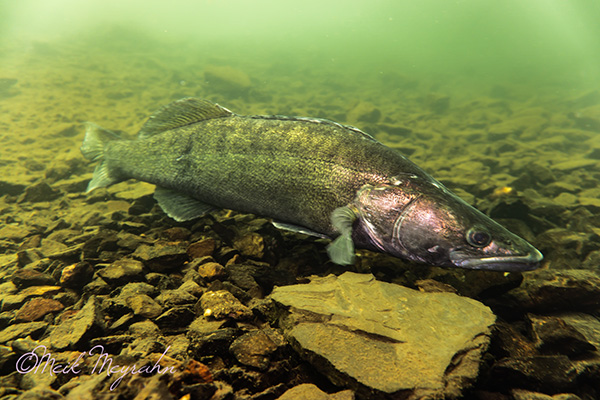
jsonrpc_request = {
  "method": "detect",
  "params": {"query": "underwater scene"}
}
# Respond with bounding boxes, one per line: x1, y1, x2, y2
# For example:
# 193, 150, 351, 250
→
1, 0, 600, 399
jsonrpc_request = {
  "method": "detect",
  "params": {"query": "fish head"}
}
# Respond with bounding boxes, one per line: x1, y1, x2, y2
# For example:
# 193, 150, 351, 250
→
354, 179, 543, 271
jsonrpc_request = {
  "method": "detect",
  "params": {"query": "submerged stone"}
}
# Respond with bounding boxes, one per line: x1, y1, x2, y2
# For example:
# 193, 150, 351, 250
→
270, 272, 495, 399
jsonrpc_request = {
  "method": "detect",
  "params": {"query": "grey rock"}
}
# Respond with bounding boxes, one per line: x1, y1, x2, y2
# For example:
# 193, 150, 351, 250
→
47, 295, 105, 350
0, 321, 48, 344
199, 290, 253, 320
276, 383, 355, 400
270, 272, 495, 399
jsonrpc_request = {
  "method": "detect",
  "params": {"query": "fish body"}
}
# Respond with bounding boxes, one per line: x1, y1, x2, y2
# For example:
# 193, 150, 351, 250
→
81, 98, 543, 271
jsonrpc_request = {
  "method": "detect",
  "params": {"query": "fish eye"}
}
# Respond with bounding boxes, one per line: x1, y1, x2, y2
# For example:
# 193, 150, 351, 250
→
466, 228, 491, 247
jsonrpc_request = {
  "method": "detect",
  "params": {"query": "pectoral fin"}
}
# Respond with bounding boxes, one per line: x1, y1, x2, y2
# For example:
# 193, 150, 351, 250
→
326, 206, 358, 265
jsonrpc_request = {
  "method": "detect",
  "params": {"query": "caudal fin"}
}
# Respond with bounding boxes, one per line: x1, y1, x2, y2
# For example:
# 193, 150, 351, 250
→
80, 122, 121, 192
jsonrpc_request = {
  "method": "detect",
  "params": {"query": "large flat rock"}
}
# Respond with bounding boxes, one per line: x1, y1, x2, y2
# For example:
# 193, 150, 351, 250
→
270, 272, 496, 399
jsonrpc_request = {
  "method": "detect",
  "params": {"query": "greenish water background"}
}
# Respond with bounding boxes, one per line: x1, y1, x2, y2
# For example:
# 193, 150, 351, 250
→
2, 0, 600, 94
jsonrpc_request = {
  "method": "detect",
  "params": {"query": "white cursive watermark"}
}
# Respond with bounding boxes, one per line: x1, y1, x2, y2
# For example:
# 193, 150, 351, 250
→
16, 344, 177, 390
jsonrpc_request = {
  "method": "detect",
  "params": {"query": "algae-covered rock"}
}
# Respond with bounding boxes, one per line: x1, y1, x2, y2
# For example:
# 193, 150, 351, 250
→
270, 272, 496, 399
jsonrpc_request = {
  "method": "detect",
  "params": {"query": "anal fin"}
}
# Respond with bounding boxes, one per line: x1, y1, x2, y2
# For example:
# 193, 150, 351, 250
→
154, 187, 216, 222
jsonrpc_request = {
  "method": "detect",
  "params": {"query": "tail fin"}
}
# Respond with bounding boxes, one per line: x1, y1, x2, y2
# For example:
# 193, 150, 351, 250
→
80, 123, 121, 192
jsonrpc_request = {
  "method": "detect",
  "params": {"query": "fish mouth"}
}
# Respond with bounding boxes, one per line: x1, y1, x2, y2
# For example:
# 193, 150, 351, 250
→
449, 247, 543, 271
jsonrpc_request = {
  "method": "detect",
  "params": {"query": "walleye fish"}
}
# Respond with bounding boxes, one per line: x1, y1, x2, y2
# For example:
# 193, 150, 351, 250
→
81, 98, 543, 271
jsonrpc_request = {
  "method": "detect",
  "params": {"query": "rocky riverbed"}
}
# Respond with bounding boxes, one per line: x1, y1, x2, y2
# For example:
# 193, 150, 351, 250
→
1, 31, 600, 400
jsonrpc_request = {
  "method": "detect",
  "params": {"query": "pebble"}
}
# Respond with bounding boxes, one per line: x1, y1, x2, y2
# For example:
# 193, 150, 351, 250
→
199, 290, 253, 320
96, 259, 144, 284
47, 295, 104, 350
17, 181, 61, 203
528, 314, 596, 356
0, 225, 32, 242
197, 262, 227, 280
126, 294, 163, 319
229, 328, 285, 370
59, 262, 94, 289
132, 243, 188, 272
512, 389, 583, 400
0, 321, 48, 343
155, 306, 195, 329
15, 298, 64, 322
187, 238, 216, 259
506, 269, 600, 311
129, 320, 160, 338
491, 355, 576, 393
155, 289, 198, 307
10, 269, 55, 288
276, 384, 355, 400
232, 233, 265, 259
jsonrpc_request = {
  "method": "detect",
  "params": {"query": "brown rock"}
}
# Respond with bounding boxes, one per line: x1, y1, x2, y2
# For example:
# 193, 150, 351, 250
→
126, 294, 163, 319
527, 314, 596, 356
164, 227, 191, 241
18, 181, 61, 203
11, 269, 55, 288
188, 238, 216, 259
276, 384, 355, 400
232, 233, 265, 259
15, 298, 64, 322
200, 290, 252, 320
59, 262, 94, 289
229, 328, 285, 370
132, 243, 188, 272
197, 262, 227, 280
0, 224, 33, 241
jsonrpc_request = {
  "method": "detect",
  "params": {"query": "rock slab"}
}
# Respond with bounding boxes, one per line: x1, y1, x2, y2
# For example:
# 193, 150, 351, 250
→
270, 272, 496, 400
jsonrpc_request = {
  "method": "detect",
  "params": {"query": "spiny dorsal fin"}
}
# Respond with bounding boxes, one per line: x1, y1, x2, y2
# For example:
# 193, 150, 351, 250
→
138, 98, 233, 139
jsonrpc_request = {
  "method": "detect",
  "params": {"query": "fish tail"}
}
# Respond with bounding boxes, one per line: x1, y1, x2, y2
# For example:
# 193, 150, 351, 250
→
80, 122, 122, 192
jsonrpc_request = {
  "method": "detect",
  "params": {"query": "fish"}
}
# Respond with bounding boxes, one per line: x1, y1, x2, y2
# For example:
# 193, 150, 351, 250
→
81, 98, 543, 271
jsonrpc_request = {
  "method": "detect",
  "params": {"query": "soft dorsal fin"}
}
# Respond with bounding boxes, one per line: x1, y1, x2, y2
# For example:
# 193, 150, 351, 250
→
138, 98, 233, 139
